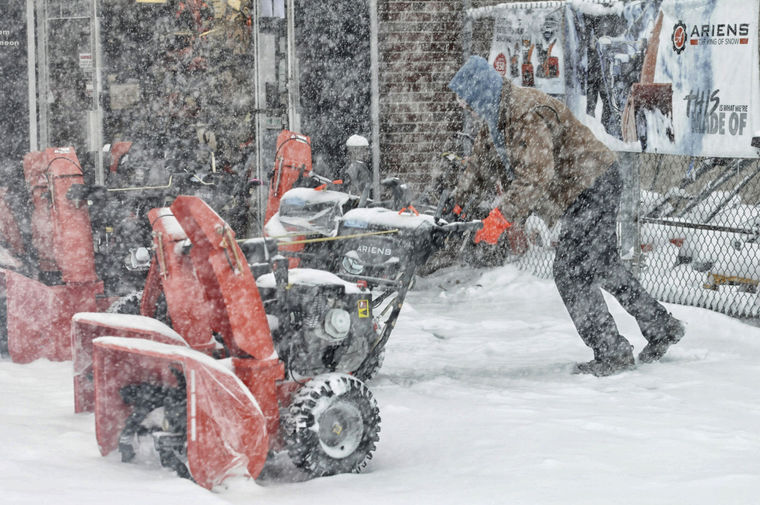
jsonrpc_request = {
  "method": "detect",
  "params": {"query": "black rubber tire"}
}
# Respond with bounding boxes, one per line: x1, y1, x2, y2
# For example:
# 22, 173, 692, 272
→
106, 290, 143, 315
118, 369, 189, 479
284, 373, 380, 478
107, 290, 171, 326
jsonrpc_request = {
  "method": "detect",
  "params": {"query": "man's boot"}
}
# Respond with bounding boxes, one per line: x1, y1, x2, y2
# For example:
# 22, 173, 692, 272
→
639, 316, 685, 363
573, 338, 635, 377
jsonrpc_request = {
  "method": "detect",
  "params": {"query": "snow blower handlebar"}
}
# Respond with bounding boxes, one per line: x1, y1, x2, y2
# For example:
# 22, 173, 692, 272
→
407, 216, 484, 268
435, 219, 484, 236
349, 214, 482, 378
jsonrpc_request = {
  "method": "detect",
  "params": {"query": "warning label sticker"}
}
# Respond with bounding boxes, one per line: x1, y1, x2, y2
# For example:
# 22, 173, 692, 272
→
358, 299, 369, 318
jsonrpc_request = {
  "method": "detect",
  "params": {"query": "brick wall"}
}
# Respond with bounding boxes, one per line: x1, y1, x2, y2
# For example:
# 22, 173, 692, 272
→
377, 0, 524, 190
377, 0, 464, 188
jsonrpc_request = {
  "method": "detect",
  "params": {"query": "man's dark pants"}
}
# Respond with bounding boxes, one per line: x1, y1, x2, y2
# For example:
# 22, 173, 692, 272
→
553, 163, 670, 357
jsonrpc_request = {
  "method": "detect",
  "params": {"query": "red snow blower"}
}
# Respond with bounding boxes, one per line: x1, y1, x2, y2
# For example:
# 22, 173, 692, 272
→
1, 135, 257, 364
0, 147, 106, 362
73, 195, 382, 487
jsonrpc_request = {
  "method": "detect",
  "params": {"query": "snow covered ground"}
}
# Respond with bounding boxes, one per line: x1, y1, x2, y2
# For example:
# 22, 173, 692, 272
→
2, 264, 759, 504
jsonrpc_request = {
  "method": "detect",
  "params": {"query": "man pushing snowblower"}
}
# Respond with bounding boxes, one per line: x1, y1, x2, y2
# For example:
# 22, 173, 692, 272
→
448, 56, 685, 377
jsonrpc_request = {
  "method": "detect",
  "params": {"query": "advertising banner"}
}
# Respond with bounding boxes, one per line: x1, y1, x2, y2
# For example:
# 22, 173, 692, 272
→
564, 0, 760, 157
0, 0, 29, 163
484, 1, 566, 97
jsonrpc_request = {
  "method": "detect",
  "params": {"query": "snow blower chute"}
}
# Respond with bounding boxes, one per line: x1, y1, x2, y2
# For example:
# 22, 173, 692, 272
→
265, 130, 313, 223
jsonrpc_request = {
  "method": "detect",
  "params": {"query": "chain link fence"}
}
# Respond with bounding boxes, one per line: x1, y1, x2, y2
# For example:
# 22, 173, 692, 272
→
499, 152, 760, 319
637, 154, 760, 318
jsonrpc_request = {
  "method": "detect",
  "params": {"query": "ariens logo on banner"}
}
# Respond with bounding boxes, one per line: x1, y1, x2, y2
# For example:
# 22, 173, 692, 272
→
672, 21, 687, 54
672, 20, 751, 53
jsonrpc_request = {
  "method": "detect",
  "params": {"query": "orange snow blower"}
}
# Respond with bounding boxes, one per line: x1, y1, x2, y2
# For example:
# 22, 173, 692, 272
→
264, 130, 313, 223
0, 147, 106, 363
73, 195, 381, 487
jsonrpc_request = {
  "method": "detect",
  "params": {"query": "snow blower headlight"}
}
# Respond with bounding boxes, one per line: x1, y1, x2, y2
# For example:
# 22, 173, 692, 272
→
341, 251, 364, 275
125, 247, 152, 271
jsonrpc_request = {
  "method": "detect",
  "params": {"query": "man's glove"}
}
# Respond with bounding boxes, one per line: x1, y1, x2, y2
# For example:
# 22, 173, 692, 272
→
474, 208, 511, 245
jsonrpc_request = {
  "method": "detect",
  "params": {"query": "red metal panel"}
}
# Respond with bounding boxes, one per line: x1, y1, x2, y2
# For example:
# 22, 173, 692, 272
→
264, 130, 312, 223
22, 150, 56, 272
139, 258, 163, 318
93, 338, 271, 489
46, 147, 98, 284
108, 141, 132, 173
4, 270, 102, 363
233, 358, 286, 437
93, 342, 182, 455
21, 147, 99, 281
71, 313, 188, 413
188, 356, 271, 487
147, 207, 216, 352
170, 196, 273, 360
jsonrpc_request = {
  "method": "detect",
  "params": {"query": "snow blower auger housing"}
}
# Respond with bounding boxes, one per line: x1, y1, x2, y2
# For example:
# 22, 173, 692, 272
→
80, 196, 381, 488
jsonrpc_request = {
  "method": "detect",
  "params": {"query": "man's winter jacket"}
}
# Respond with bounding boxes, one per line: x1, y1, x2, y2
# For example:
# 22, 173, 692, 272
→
449, 56, 617, 228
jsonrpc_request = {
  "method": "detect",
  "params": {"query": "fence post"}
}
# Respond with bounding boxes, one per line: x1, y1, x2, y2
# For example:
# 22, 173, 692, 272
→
617, 151, 641, 277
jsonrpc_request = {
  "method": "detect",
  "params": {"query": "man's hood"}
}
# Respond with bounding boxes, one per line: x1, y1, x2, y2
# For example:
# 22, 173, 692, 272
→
449, 56, 511, 177
448, 55, 503, 125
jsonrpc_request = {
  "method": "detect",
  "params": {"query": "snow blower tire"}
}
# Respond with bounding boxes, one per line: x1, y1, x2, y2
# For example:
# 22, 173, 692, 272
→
117, 368, 190, 479
107, 290, 171, 326
106, 291, 143, 315
284, 373, 380, 478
